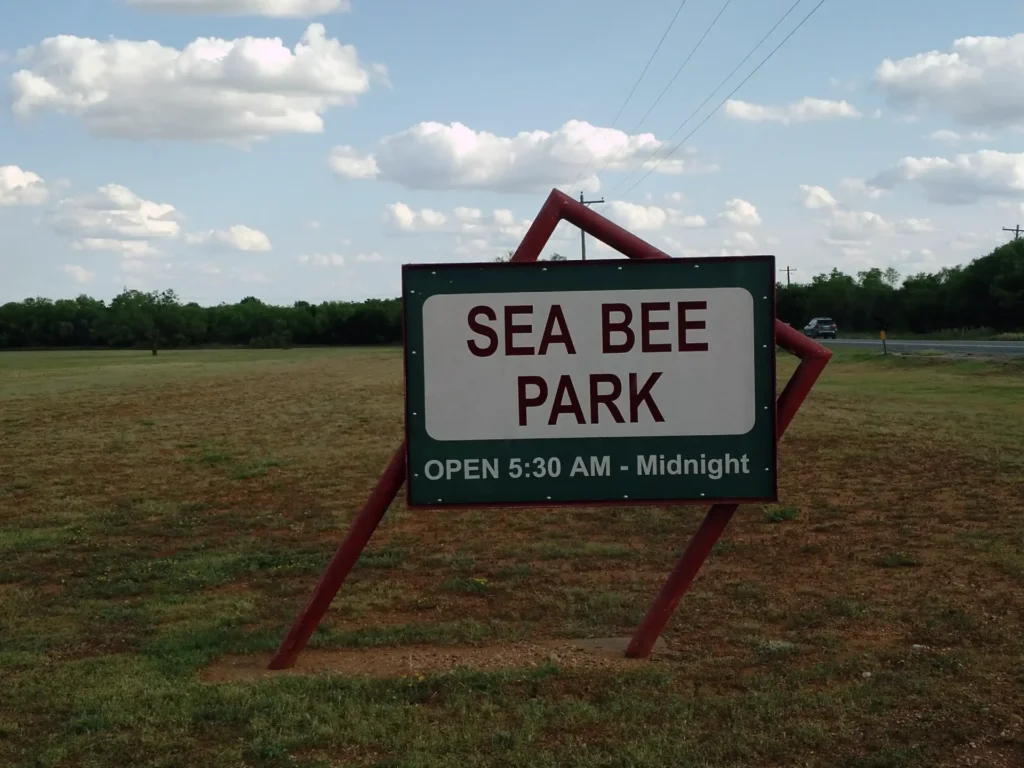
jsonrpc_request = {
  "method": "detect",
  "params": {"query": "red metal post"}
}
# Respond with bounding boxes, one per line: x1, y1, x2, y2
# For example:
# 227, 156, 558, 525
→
511, 189, 672, 263
626, 319, 832, 658
268, 446, 407, 670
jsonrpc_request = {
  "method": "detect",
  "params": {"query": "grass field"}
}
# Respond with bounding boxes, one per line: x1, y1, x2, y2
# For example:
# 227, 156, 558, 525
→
1, 347, 1022, 767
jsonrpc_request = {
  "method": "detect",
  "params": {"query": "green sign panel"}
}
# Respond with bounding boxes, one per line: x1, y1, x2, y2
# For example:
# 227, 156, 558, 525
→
402, 257, 777, 508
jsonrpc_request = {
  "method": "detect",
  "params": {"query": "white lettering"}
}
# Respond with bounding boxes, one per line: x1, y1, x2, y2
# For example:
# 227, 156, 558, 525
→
636, 453, 752, 478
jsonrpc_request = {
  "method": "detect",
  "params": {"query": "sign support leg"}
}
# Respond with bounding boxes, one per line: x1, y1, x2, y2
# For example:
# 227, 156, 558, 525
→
626, 503, 737, 658
626, 320, 832, 658
268, 446, 407, 670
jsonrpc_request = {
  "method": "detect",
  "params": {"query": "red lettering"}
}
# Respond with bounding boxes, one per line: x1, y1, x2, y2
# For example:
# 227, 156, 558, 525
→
629, 372, 664, 422
601, 303, 634, 353
678, 301, 709, 352
505, 306, 533, 355
517, 376, 547, 425
548, 375, 585, 425
589, 374, 624, 424
537, 305, 576, 356
640, 301, 671, 353
466, 306, 498, 357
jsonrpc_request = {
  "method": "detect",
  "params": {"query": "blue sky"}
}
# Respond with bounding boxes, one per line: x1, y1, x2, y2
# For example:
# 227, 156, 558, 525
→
3, 0, 1023, 304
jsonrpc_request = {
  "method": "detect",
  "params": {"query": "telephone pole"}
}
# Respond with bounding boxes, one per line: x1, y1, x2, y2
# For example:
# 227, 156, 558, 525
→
579, 191, 605, 260
780, 266, 797, 286
1003, 225, 1022, 240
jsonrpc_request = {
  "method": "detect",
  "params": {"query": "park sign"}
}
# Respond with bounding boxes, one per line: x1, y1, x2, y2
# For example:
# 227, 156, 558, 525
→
271, 190, 830, 670
402, 256, 778, 508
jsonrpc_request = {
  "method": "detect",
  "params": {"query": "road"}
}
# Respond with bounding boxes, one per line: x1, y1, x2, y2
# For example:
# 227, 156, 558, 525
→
821, 338, 1024, 356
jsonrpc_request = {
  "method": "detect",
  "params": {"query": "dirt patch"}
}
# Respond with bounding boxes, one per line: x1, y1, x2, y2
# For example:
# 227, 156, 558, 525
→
202, 636, 671, 683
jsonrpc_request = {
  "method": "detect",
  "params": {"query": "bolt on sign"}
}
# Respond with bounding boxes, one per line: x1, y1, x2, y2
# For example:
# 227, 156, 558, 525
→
402, 256, 777, 508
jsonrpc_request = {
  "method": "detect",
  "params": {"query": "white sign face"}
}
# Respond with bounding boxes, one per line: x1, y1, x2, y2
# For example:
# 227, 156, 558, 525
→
421, 287, 756, 442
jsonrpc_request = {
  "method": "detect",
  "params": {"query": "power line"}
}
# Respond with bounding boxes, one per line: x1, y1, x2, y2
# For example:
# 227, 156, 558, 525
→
609, 1, 689, 128
619, 0, 830, 200
1003, 225, 1022, 240
567, 0, 690, 191
608, 0, 805, 197
579, 192, 606, 261
780, 266, 797, 286
589, 0, 734, 188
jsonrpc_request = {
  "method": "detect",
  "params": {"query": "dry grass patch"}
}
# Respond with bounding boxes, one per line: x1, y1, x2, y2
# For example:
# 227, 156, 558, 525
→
0, 347, 1022, 767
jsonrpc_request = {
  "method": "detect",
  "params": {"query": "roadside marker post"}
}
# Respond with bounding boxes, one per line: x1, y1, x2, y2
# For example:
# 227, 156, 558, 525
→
268, 189, 832, 671
881, 329, 888, 355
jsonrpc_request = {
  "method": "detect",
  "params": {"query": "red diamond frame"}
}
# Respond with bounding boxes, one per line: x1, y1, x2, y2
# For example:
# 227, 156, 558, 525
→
268, 189, 832, 669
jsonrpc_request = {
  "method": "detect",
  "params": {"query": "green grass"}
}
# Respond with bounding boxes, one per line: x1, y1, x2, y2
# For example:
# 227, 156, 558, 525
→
762, 505, 800, 523
1, 346, 1022, 767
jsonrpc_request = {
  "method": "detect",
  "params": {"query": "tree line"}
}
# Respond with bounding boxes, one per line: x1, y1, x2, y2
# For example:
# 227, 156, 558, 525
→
0, 240, 1020, 350
775, 238, 1022, 334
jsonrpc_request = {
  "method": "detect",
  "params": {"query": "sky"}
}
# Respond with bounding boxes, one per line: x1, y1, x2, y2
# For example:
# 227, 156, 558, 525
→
2, 0, 1024, 305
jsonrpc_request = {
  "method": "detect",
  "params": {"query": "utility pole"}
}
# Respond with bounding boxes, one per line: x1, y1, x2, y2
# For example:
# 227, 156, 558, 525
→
1003, 225, 1022, 240
579, 191, 605, 260
780, 266, 797, 286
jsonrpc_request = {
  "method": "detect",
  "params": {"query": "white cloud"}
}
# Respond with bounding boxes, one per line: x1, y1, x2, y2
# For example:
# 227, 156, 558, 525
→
298, 252, 345, 267
124, 0, 350, 16
383, 203, 447, 232
11, 24, 372, 143
61, 264, 95, 284
606, 201, 665, 231
800, 185, 899, 245
0, 165, 48, 205
798, 184, 838, 210
826, 210, 892, 241
950, 231, 1002, 252
724, 97, 861, 124
50, 184, 181, 254
875, 34, 1024, 129
298, 250, 382, 266
718, 198, 761, 227
239, 269, 269, 283
839, 177, 888, 200
606, 200, 705, 231
186, 224, 272, 251
74, 238, 159, 257
725, 231, 758, 249
121, 258, 171, 276
49, 183, 270, 258
896, 247, 938, 273
381, 200, 707, 256
926, 129, 992, 143
897, 218, 935, 233
370, 62, 392, 89
328, 120, 711, 192
870, 150, 1024, 204
329, 145, 380, 179
381, 203, 571, 261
